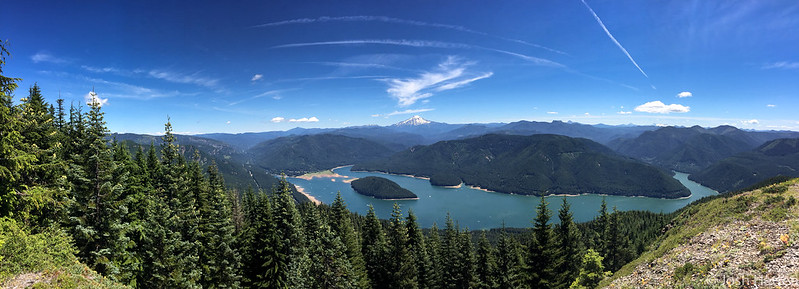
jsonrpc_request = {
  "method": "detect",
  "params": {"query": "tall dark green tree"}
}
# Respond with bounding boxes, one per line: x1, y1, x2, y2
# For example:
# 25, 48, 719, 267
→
361, 205, 389, 289
330, 192, 370, 288
495, 227, 523, 289
406, 210, 433, 289
270, 178, 307, 288
386, 203, 417, 289
604, 206, 626, 272
554, 198, 582, 289
527, 196, 554, 289
304, 202, 357, 289
0, 41, 31, 220
197, 161, 241, 288
426, 223, 443, 289
594, 198, 609, 259
475, 231, 498, 289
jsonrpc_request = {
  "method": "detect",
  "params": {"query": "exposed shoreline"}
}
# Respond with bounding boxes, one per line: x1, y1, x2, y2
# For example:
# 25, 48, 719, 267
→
293, 184, 321, 205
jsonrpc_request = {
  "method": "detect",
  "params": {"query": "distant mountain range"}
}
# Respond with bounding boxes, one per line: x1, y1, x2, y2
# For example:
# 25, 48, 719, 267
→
354, 134, 691, 198
117, 116, 799, 198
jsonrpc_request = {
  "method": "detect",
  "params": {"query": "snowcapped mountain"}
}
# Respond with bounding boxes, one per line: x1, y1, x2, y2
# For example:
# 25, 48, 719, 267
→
393, 115, 433, 126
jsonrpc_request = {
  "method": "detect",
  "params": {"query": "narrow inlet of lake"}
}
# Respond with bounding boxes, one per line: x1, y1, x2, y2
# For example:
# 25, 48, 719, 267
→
289, 166, 717, 229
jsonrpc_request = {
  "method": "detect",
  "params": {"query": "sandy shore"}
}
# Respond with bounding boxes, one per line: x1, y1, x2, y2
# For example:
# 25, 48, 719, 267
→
295, 170, 347, 180
293, 184, 321, 205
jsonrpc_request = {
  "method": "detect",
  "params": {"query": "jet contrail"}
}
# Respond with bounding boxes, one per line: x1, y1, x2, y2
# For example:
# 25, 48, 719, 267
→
254, 15, 568, 55
580, 0, 649, 79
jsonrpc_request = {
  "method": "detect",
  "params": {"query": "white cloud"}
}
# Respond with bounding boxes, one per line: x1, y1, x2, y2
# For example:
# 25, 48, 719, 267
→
84, 91, 109, 107
251, 74, 263, 81
676, 91, 692, 98
226, 121, 231, 124
31, 52, 68, 64
767, 104, 776, 108
371, 114, 381, 117
763, 61, 799, 70
547, 111, 558, 115
742, 119, 759, 125
289, 117, 319, 123
387, 108, 435, 116
149, 70, 219, 87
634, 101, 690, 114
271, 117, 285, 123
385, 56, 491, 106
617, 111, 632, 115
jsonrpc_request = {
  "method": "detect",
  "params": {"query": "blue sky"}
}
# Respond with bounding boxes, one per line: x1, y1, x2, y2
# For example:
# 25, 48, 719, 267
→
2, 0, 798, 134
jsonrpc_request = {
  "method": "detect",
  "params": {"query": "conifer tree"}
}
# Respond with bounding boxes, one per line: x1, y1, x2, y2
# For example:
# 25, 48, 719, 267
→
475, 231, 498, 289
554, 198, 582, 289
604, 206, 625, 272
595, 198, 609, 259
305, 202, 357, 289
362, 205, 389, 288
196, 161, 241, 288
330, 192, 370, 288
495, 227, 523, 289
270, 178, 307, 288
68, 99, 132, 279
457, 228, 477, 289
406, 210, 433, 289
387, 203, 417, 289
0, 41, 30, 219
239, 188, 272, 288
527, 196, 554, 288
426, 223, 443, 289
440, 214, 465, 289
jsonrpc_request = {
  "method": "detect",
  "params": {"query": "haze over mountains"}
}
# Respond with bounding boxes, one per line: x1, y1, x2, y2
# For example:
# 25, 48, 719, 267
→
115, 115, 799, 196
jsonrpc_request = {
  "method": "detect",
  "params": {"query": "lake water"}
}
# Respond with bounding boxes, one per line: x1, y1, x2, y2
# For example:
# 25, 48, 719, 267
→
289, 166, 717, 229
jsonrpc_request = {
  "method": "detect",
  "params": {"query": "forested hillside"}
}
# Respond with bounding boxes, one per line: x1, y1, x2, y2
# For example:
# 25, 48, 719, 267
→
355, 134, 690, 198
690, 138, 799, 192
249, 134, 397, 175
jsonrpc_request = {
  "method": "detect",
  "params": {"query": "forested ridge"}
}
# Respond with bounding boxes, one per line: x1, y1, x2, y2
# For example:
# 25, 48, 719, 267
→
355, 134, 690, 198
0, 42, 672, 288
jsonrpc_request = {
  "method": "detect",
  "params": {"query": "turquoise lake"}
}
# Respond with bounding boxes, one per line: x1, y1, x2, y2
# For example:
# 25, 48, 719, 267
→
289, 166, 717, 229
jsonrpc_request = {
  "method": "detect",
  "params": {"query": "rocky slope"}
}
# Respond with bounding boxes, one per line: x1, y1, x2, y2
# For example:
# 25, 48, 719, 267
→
604, 179, 799, 288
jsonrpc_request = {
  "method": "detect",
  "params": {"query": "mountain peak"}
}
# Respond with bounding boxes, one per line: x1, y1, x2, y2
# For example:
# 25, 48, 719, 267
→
394, 115, 432, 126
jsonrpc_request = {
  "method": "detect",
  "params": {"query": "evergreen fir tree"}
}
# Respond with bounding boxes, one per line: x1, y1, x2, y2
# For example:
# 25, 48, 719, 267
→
527, 196, 554, 289
0, 41, 31, 219
270, 178, 307, 288
457, 228, 477, 289
386, 203, 417, 289
595, 198, 609, 260
406, 210, 433, 289
305, 203, 357, 289
475, 231, 498, 289
440, 214, 463, 289
605, 206, 625, 272
426, 223, 443, 289
495, 227, 523, 289
554, 198, 582, 289
197, 162, 241, 288
361, 205, 389, 289
330, 192, 370, 288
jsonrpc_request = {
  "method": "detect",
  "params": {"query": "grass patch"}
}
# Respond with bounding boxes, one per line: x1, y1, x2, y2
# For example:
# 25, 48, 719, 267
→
0, 218, 127, 288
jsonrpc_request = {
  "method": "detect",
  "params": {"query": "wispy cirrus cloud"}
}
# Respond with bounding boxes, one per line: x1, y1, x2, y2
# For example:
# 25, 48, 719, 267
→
385, 56, 491, 106
148, 70, 219, 87
254, 15, 566, 55
763, 61, 799, 70
272, 39, 564, 67
375, 108, 435, 117
31, 52, 69, 64
228, 89, 288, 106
580, 0, 649, 79
634, 101, 690, 114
